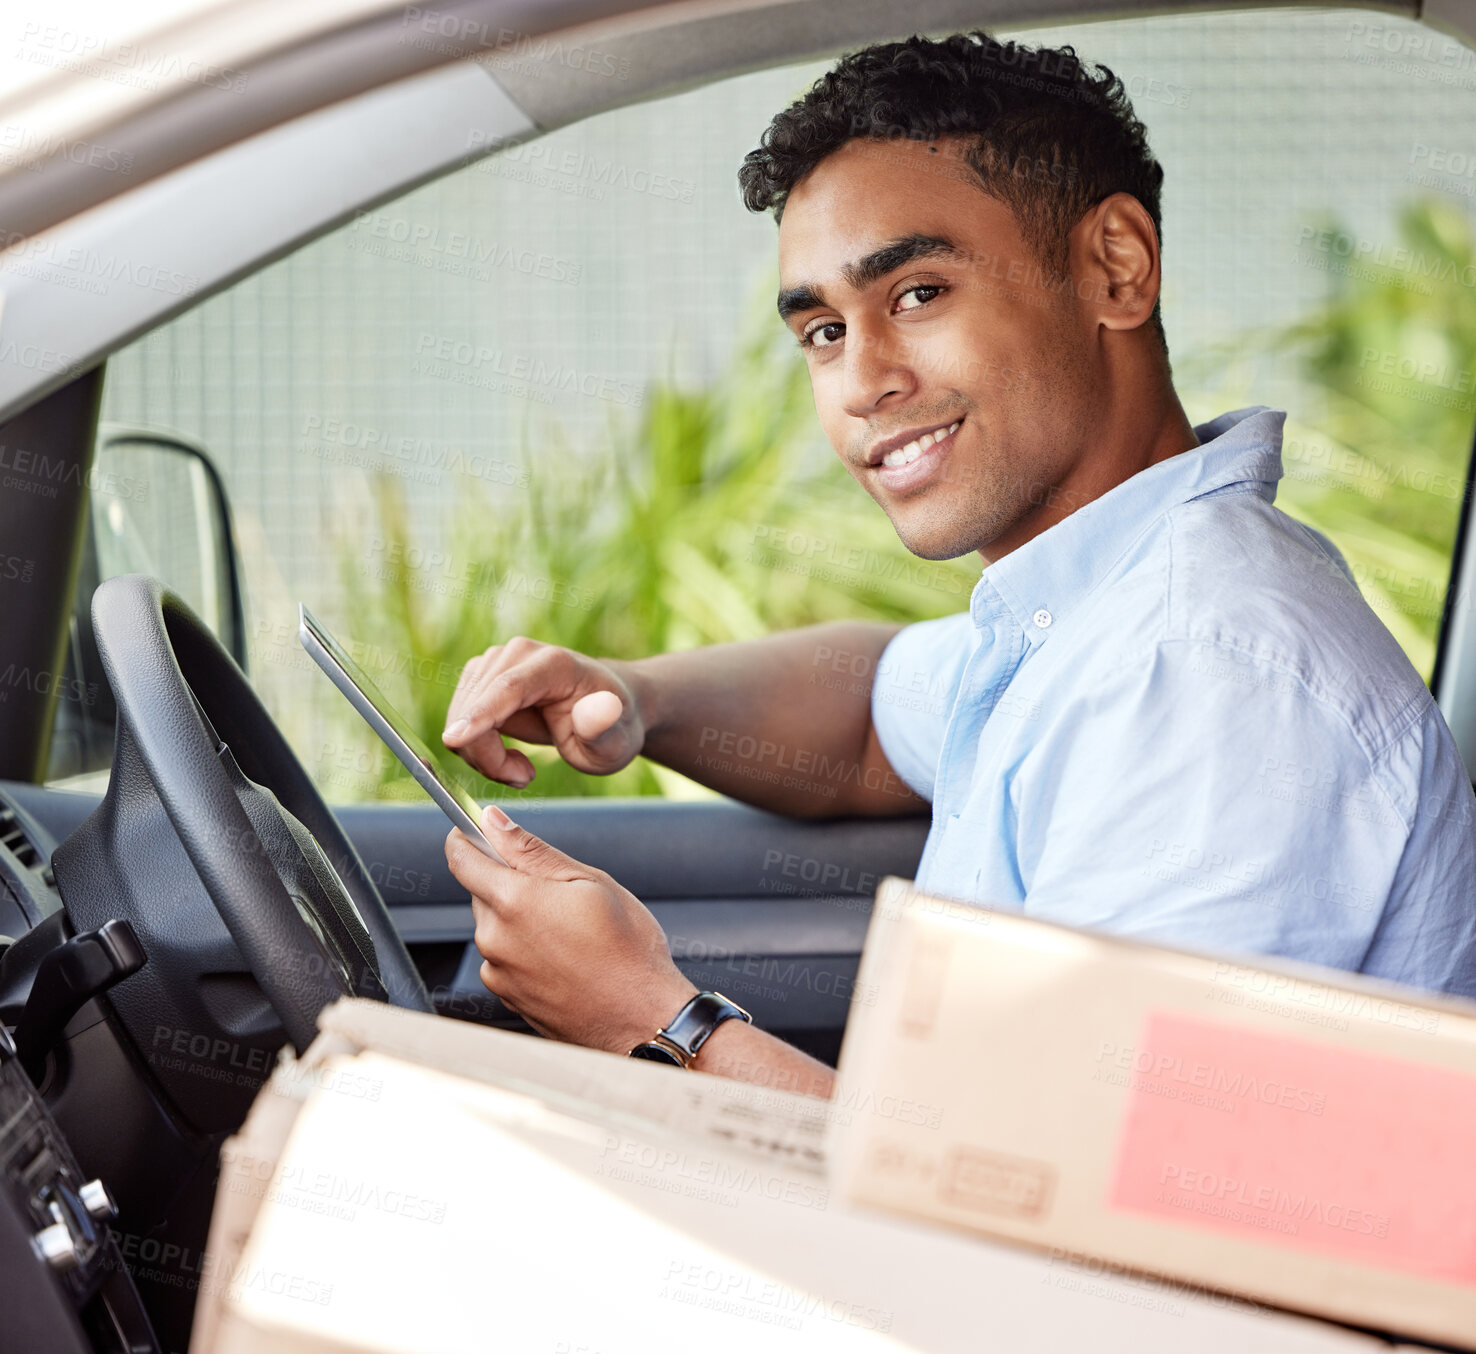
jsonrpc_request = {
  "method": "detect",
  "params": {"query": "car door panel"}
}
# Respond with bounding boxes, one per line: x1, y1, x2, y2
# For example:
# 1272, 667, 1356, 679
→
3, 783, 929, 1064
335, 798, 929, 1065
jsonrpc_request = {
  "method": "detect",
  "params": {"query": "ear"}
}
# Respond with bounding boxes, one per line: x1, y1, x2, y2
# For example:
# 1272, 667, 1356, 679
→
1072, 192, 1161, 335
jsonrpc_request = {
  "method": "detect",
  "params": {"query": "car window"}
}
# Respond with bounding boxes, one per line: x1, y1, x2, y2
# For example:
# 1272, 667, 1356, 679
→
76, 7, 1476, 802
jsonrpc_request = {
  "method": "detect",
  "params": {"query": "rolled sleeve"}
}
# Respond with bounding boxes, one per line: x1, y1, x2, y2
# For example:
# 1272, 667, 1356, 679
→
869, 613, 976, 803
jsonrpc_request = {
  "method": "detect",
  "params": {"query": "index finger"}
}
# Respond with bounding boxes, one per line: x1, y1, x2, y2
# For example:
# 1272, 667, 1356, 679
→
445, 648, 577, 748
443, 646, 503, 737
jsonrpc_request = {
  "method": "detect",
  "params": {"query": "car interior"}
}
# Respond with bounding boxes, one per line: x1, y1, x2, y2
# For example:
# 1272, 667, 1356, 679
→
2, 1, 1476, 1349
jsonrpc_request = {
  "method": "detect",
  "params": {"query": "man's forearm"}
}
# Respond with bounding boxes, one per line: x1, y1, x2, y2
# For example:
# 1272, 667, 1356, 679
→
690, 1014, 835, 1098
607, 621, 922, 818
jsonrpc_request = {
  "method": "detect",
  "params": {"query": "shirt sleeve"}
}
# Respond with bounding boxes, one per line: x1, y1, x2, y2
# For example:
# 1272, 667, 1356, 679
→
1015, 639, 1411, 975
869, 612, 977, 803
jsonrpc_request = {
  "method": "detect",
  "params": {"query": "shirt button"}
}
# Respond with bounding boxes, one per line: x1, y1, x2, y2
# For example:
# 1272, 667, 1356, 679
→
1033, 608, 1053, 629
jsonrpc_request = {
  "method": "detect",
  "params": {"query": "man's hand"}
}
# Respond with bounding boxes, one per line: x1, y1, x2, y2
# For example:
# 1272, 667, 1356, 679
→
441, 637, 645, 789
444, 803, 697, 1053
445, 803, 838, 1097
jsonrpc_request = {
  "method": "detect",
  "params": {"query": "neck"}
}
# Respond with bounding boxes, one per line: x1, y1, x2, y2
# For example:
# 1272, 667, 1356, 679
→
979, 376, 1199, 567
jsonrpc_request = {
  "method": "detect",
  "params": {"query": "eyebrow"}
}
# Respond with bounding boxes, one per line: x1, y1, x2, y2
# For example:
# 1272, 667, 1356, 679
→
776, 233, 968, 322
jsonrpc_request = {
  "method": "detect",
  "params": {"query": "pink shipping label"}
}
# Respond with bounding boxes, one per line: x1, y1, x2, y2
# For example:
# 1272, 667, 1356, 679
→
1108, 1012, 1476, 1285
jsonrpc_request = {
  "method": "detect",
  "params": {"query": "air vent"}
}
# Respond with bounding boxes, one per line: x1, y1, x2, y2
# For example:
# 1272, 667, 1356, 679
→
0, 804, 41, 870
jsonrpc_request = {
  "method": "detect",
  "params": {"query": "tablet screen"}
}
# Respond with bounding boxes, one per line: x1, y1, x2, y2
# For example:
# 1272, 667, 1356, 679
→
298, 604, 507, 863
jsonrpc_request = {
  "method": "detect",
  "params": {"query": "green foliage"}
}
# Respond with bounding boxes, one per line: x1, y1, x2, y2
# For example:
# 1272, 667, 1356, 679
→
334, 199, 1476, 804
1186, 198, 1476, 676
333, 297, 976, 803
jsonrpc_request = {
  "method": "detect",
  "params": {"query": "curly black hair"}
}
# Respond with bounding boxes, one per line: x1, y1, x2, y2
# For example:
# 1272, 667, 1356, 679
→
739, 31, 1167, 345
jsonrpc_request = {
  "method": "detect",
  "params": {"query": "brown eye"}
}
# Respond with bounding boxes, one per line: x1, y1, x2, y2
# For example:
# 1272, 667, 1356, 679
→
896, 285, 943, 312
805, 321, 845, 349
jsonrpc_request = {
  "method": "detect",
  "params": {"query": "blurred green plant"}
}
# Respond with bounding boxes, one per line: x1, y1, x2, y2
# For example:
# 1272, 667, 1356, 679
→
1183, 197, 1476, 676
334, 198, 1476, 803
332, 291, 976, 803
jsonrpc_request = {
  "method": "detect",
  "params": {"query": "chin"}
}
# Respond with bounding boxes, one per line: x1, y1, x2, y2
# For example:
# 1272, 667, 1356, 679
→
890, 517, 978, 564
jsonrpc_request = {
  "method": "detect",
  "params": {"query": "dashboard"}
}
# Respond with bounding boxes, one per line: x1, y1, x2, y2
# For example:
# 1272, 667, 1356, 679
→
0, 793, 63, 941
0, 787, 162, 1353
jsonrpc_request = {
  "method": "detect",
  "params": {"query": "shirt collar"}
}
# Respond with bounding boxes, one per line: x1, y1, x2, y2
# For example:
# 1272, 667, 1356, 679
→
971, 405, 1287, 636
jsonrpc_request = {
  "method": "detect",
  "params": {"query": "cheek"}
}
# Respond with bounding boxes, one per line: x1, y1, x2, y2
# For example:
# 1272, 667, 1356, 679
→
808, 370, 851, 449
941, 317, 1017, 395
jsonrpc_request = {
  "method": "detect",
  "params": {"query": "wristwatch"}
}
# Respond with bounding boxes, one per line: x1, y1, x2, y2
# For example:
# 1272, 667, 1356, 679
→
628, 991, 752, 1068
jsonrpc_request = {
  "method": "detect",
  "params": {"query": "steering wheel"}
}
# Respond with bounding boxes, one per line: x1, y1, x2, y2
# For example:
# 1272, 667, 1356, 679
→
52, 575, 432, 1090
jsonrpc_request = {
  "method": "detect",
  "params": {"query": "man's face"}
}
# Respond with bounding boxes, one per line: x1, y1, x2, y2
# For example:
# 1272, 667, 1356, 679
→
777, 137, 1100, 562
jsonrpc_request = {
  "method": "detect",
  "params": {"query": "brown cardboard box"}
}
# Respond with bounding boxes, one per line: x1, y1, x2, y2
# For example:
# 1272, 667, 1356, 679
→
193, 998, 1395, 1353
831, 876, 1476, 1349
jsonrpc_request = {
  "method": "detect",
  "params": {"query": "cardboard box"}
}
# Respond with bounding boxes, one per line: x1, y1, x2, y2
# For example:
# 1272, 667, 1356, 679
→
193, 999, 1394, 1353
831, 876, 1476, 1349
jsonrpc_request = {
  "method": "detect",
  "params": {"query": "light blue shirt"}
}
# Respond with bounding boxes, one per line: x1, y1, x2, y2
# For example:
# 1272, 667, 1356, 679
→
871, 406, 1476, 998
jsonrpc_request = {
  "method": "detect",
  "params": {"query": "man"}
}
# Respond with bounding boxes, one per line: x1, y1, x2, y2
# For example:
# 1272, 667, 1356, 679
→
440, 32, 1476, 1098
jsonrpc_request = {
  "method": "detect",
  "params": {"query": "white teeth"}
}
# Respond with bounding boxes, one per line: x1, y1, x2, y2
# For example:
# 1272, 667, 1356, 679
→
879, 421, 960, 470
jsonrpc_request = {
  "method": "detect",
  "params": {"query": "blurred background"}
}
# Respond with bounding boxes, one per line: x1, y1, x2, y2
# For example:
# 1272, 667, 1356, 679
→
87, 6, 1476, 805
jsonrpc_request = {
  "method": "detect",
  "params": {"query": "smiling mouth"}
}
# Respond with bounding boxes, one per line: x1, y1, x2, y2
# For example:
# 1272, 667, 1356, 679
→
876, 418, 962, 470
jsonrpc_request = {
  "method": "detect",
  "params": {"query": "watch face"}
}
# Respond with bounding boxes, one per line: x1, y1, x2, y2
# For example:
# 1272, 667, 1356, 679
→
629, 1041, 685, 1066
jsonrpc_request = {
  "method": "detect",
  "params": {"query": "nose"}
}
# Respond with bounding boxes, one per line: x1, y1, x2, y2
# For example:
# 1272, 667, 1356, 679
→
840, 322, 918, 420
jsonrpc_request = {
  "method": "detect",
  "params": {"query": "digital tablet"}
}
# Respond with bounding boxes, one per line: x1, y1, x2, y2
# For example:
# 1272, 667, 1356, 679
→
298, 604, 510, 866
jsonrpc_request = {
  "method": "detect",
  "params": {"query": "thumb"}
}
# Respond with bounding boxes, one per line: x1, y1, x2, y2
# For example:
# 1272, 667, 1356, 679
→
481, 803, 589, 880
570, 689, 624, 742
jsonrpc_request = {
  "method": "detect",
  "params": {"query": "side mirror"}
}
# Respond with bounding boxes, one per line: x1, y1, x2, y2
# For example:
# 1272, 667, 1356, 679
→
47, 426, 247, 784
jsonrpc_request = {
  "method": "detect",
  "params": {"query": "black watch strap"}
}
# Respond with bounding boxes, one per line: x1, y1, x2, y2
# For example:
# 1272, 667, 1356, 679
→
663, 991, 752, 1060
628, 991, 752, 1068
